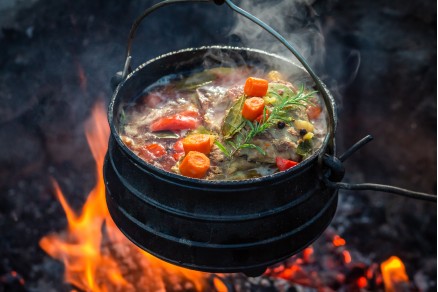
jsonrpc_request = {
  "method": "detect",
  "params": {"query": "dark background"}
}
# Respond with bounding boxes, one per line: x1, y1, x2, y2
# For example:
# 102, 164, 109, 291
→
0, 0, 436, 290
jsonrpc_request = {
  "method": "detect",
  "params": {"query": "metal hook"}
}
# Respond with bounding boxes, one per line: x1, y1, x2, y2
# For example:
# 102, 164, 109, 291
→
323, 135, 436, 203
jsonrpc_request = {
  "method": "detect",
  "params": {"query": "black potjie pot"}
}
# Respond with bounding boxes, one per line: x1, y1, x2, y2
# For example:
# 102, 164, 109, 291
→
104, 46, 339, 275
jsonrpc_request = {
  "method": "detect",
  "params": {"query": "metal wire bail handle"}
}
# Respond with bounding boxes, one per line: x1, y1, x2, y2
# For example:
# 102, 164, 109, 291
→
117, 0, 435, 202
116, 0, 336, 146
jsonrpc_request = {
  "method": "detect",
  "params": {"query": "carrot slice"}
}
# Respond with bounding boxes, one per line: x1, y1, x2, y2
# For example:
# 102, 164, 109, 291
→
182, 134, 213, 154
179, 151, 210, 179
244, 77, 269, 97
242, 97, 265, 121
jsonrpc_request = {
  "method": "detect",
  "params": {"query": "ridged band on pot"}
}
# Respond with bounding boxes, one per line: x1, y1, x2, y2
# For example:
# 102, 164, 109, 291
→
104, 46, 338, 273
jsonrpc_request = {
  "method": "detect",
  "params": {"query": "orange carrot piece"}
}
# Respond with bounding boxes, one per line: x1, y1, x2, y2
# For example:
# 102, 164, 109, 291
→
179, 151, 210, 179
244, 77, 269, 97
242, 97, 265, 121
182, 134, 213, 154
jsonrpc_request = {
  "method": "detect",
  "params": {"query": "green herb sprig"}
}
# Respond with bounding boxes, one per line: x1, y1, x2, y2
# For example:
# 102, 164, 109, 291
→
216, 84, 316, 158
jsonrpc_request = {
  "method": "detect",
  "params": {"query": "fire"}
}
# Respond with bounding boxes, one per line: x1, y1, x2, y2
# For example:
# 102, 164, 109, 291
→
342, 250, 352, 264
356, 276, 367, 288
332, 235, 346, 247
36, 101, 415, 291
380, 256, 409, 292
39, 101, 207, 291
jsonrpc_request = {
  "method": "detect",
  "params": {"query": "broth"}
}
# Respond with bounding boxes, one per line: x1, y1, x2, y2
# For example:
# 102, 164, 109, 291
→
118, 67, 327, 180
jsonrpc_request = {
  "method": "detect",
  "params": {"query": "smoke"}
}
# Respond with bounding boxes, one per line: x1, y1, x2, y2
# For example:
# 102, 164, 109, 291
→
228, 0, 326, 70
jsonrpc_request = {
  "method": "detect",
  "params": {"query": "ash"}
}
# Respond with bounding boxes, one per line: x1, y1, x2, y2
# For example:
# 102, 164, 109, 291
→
0, 0, 435, 291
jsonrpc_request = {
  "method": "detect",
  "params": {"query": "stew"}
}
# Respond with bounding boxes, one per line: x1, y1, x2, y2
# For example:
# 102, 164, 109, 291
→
118, 67, 327, 180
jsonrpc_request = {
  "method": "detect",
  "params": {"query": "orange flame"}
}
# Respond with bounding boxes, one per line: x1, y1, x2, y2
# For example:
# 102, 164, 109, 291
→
380, 256, 409, 292
212, 275, 228, 292
39, 101, 207, 291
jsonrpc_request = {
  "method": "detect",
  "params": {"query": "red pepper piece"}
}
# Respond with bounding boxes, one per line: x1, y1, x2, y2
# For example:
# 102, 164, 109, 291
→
144, 143, 166, 158
150, 110, 200, 132
255, 109, 270, 124
172, 139, 185, 161
276, 157, 299, 171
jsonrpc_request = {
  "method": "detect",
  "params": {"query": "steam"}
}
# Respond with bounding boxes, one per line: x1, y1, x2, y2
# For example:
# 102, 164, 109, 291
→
228, 0, 325, 70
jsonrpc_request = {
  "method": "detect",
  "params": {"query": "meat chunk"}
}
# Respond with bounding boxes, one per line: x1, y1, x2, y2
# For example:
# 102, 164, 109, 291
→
238, 127, 300, 163
196, 85, 243, 132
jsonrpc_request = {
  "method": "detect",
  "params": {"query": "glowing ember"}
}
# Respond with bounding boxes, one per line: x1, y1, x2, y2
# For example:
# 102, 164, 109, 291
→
356, 276, 367, 288
302, 247, 314, 263
342, 250, 352, 264
332, 235, 346, 247
39, 101, 207, 291
381, 256, 409, 292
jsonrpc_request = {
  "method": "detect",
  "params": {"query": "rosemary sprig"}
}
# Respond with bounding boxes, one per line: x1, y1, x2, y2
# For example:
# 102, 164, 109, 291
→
267, 85, 316, 123
215, 123, 264, 157
216, 84, 316, 158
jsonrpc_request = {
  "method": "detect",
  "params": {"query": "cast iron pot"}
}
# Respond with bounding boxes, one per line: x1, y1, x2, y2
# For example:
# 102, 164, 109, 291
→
104, 46, 339, 275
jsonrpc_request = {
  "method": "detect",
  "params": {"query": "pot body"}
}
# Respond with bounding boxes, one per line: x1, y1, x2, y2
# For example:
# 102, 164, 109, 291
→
105, 46, 338, 273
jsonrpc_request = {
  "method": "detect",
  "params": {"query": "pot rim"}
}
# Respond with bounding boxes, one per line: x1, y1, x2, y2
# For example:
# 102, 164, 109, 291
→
108, 45, 337, 186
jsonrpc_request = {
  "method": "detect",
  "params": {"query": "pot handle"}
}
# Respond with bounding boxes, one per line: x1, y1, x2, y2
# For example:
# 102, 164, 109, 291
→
115, 1, 434, 202
113, 0, 337, 151
322, 135, 437, 202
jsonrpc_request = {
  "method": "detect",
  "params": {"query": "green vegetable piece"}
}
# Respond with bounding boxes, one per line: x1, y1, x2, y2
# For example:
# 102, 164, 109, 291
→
214, 140, 231, 158
296, 139, 313, 157
221, 95, 246, 139
175, 71, 215, 91
240, 143, 266, 155
208, 67, 234, 76
176, 67, 235, 91
267, 83, 296, 102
